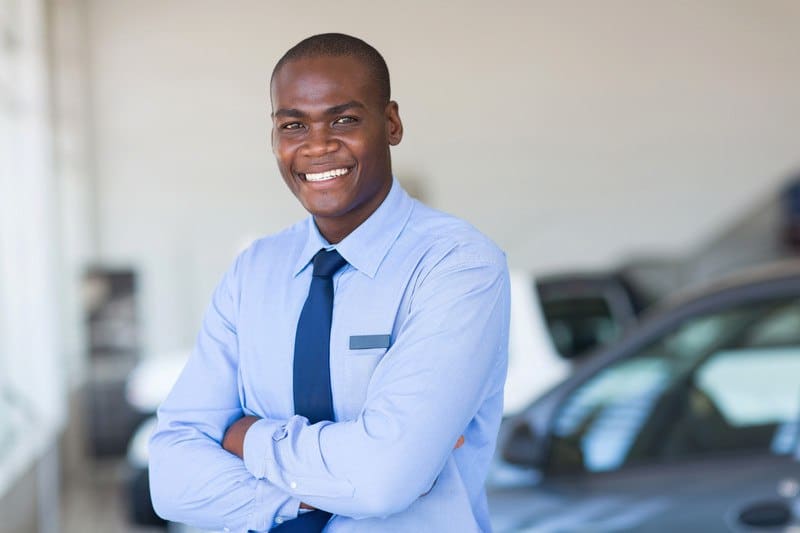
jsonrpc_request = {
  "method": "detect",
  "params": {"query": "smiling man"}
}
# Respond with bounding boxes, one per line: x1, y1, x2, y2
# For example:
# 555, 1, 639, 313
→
149, 33, 509, 532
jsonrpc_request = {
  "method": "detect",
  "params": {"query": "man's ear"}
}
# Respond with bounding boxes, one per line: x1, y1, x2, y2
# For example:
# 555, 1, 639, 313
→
385, 101, 403, 146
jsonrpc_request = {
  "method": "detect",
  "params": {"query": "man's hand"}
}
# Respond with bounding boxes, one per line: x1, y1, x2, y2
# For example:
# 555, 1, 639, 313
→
222, 415, 260, 459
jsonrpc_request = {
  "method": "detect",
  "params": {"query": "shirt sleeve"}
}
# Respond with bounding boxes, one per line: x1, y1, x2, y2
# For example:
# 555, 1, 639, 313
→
242, 250, 510, 519
148, 254, 301, 532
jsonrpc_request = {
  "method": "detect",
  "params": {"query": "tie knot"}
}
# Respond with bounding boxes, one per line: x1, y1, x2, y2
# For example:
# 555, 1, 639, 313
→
312, 249, 347, 278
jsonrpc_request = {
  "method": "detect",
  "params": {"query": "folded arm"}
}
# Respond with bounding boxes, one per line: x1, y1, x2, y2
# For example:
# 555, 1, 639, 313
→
223, 418, 466, 510
148, 258, 301, 531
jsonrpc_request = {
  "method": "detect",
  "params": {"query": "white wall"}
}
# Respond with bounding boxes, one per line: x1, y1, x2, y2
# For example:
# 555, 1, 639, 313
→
85, 0, 800, 358
50, 0, 96, 390
0, 0, 66, 498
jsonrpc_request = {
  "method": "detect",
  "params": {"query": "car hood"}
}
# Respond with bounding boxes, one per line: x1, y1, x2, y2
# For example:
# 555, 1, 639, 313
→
488, 454, 800, 532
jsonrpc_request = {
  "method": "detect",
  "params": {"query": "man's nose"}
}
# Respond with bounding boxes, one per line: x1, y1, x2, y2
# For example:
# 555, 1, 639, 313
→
301, 126, 339, 157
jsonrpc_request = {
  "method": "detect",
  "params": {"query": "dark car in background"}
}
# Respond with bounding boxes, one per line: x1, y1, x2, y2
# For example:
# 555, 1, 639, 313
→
503, 269, 649, 417
535, 272, 647, 360
490, 261, 800, 532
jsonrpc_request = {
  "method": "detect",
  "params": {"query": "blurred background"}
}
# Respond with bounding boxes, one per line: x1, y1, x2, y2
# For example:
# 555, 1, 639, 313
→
1, 1, 799, 532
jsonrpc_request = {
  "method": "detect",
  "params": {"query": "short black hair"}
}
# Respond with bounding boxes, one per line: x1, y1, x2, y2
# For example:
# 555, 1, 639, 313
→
271, 33, 391, 104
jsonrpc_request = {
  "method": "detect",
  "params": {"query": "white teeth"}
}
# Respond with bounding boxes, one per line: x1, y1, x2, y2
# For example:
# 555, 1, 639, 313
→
304, 167, 349, 182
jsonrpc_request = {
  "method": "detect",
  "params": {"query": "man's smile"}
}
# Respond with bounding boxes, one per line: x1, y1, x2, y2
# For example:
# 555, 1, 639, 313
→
299, 166, 353, 182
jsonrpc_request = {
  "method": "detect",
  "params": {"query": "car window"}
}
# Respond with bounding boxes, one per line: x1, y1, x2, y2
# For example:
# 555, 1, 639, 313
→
541, 297, 620, 359
548, 298, 800, 474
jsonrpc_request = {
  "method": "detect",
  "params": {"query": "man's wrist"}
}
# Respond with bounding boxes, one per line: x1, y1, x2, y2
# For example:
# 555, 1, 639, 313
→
241, 417, 288, 479
222, 415, 261, 458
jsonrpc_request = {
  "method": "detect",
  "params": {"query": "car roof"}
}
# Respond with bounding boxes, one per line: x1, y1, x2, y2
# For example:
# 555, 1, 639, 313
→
654, 259, 800, 315
588, 259, 800, 370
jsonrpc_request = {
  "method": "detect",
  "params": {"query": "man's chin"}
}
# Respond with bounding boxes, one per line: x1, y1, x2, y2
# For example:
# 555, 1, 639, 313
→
301, 195, 344, 216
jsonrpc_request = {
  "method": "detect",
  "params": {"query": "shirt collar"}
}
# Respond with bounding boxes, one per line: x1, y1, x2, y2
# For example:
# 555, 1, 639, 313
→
293, 177, 414, 279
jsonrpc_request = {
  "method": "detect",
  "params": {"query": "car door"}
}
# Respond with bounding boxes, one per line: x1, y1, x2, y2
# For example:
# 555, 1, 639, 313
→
491, 294, 800, 532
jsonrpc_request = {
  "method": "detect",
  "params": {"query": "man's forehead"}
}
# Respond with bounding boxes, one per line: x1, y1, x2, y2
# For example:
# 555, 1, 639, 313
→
270, 56, 381, 108
275, 53, 369, 75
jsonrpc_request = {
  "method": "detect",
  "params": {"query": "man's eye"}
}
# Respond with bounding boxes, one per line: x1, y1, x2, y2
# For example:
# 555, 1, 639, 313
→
334, 116, 357, 125
281, 122, 303, 130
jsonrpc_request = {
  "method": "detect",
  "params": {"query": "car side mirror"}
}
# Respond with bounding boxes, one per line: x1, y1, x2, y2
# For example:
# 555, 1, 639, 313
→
501, 418, 547, 468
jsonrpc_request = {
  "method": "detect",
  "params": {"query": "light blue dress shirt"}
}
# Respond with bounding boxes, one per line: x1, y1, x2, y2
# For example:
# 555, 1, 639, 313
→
149, 180, 510, 532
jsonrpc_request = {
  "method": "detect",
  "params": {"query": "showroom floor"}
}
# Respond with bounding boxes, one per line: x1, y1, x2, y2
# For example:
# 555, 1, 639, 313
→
61, 458, 161, 533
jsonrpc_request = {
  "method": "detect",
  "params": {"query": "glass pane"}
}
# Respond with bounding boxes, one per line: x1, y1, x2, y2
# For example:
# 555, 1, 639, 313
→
742, 300, 800, 347
549, 299, 800, 474
542, 297, 619, 358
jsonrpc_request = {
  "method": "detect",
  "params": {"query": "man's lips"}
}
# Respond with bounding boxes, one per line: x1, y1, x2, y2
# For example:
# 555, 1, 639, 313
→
299, 166, 353, 183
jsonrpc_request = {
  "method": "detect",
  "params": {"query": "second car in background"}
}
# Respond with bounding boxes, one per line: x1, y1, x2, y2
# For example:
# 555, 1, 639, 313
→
505, 269, 648, 416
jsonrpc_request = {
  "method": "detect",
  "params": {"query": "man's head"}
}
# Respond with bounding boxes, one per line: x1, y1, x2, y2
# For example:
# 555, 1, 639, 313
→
270, 33, 403, 244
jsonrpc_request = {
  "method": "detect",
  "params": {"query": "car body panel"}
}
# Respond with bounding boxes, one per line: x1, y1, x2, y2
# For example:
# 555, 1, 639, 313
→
490, 454, 800, 532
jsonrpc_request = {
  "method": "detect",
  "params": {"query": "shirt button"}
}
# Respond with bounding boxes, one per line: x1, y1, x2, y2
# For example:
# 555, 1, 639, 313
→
275, 517, 284, 524
272, 425, 289, 442
290, 481, 298, 490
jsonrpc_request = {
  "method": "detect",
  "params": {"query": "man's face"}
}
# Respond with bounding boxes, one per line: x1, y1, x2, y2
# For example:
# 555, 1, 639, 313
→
271, 55, 403, 243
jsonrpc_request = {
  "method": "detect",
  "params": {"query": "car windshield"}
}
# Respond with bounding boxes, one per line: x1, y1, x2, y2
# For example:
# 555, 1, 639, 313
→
549, 297, 800, 474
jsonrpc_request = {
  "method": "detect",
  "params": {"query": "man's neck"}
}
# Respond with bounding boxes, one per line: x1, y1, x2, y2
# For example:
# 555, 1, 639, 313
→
313, 179, 393, 244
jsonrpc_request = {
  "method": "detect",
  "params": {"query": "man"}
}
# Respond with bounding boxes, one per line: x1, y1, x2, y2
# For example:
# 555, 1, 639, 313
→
149, 33, 509, 532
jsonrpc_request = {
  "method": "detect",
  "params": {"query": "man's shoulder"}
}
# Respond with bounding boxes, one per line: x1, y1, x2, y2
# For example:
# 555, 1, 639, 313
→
233, 219, 308, 270
403, 200, 506, 269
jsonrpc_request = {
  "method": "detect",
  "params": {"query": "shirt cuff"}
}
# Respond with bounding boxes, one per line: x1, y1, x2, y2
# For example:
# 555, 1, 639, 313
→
243, 415, 355, 502
245, 478, 301, 531
243, 418, 284, 479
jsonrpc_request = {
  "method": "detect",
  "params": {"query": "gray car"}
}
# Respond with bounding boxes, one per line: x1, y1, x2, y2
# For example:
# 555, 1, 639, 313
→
490, 261, 800, 532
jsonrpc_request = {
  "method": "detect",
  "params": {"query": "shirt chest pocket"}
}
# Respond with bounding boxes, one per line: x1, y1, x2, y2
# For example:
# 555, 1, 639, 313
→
330, 305, 398, 418
329, 272, 407, 421
332, 336, 390, 421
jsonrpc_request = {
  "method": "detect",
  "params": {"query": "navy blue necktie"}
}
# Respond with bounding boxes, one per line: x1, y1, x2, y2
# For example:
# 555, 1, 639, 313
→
274, 249, 347, 532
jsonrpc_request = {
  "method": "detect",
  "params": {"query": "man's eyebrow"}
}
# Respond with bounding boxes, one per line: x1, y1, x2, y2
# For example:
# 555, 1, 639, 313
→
325, 101, 365, 115
273, 108, 306, 119
272, 101, 366, 120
